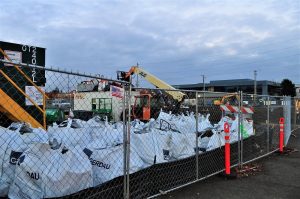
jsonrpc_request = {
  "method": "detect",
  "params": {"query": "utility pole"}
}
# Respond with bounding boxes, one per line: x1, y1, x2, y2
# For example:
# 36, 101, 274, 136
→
201, 75, 206, 91
136, 62, 139, 87
254, 70, 257, 102
201, 75, 206, 105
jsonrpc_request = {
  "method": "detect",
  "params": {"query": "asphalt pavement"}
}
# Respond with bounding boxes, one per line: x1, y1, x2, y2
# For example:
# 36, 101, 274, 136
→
157, 128, 300, 199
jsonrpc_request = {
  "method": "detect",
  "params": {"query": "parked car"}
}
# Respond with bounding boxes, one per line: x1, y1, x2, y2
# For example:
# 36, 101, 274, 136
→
51, 99, 71, 109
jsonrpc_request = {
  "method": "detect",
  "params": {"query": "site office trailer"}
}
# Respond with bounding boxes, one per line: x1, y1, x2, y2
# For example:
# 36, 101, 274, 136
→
73, 91, 140, 122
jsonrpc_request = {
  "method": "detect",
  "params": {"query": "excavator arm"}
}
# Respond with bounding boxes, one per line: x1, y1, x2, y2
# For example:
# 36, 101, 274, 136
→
214, 94, 240, 106
119, 66, 185, 102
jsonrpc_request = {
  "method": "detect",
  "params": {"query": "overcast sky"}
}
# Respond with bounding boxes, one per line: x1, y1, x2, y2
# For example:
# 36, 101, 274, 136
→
0, 0, 299, 86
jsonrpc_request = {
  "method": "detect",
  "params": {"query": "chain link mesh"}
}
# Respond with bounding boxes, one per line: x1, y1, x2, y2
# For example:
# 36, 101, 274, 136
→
0, 61, 130, 199
291, 97, 300, 131
0, 59, 294, 199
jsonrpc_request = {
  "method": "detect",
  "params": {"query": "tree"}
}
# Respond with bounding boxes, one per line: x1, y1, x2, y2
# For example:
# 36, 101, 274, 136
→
280, 79, 296, 97
51, 87, 60, 94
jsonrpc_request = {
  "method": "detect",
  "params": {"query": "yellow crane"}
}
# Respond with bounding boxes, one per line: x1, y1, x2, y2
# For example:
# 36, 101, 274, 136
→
117, 66, 185, 121
118, 66, 185, 102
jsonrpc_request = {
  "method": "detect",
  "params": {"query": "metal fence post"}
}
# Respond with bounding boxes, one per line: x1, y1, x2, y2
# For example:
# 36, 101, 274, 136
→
195, 91, 199, 180
122, 84, 127, 199
293, 97, 297, 131
267, 95, 270, 153
237, 91, 241, 167
126, 76, 132, 199
240, 91, 244, 167
283, 96, 291, 146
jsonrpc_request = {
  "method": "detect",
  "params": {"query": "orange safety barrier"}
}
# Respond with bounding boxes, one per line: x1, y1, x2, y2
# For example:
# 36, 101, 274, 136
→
224, 122, 230, 174
279, 117, 285, 153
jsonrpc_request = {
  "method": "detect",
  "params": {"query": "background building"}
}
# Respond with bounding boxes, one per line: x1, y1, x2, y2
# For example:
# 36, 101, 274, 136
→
173, 79, 281, 96
296, 84, 300, 97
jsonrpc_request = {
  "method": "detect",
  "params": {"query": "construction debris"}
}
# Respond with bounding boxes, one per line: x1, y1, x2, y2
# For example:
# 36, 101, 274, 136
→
235, 163, 263, 178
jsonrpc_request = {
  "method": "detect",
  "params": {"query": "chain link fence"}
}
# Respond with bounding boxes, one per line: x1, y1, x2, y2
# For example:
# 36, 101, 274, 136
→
0, 59, 295, 199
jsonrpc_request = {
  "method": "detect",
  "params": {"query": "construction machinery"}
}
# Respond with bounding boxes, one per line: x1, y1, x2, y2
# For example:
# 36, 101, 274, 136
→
213, 94, 240, 106
46, 108, 65, 125
131, 90, 167, 121
117, 66, 185, 121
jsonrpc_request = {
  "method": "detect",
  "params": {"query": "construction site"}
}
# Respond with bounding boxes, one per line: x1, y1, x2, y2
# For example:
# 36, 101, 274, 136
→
0, 40, 299, 199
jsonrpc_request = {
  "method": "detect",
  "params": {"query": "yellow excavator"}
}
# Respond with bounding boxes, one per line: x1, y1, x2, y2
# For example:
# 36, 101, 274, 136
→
117, 66, 185, 121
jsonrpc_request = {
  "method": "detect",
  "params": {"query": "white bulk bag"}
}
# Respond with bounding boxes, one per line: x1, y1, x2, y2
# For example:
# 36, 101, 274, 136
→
9, 143, 93, 199
170, 132, 195, 159
86, 117, 123, 148
198, 114, 214, 132
48, 119, 92, 149
206, 130, 225, 151
172, 113, 196, 134
0, 125, 48, 197
198, 137, 210, 151
229, 116, 239, 142
0, 128, 16, 196
7, 122, 48, 144
229, 116, 254, 141
91, 127, 123, 148
83, 144, 143, 186
156, 110, 173, 123
241, 119, 254, 138
215, 116, 240, 143
131, 129, 172, 166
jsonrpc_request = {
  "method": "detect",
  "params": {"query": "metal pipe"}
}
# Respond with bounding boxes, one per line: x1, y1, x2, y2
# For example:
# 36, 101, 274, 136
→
122, 85, 127, 199
43, 92, 46, 129
134, 86, 236, 95
126, 76, 132, 199
147, 146, 279, 199
240, 91, 244, 166
147, 164, 239, 199
267, 95, 270, 152
195, 91, 199, 179
242, 149, 279, 165
237, 91, 241, 167
293, 98, 297, 131
0, 59, 128, 84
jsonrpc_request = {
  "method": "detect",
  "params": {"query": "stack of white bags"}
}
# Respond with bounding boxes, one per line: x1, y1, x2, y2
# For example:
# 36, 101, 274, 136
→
0, 111, 254, 198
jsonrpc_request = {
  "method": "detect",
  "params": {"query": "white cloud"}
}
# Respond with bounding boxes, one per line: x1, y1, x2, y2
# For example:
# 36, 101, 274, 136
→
0, 0, 299, 84
237, 26, 272, 41
225, 48, 238, 56
204, 37, 225, 48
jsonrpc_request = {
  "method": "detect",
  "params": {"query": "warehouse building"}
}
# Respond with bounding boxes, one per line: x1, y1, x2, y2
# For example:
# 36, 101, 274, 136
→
295, 84, 300, 97
173, 79, 281, 96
